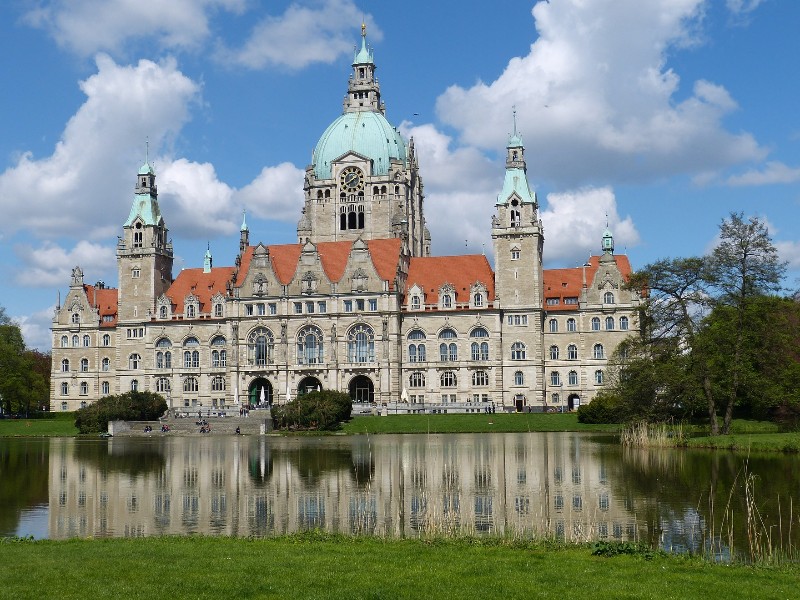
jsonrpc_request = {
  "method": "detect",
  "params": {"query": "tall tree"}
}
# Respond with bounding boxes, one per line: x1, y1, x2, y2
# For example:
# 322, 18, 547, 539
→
707, 213, 785, 434
0, 323, 48, 416
626, 257, 719, 431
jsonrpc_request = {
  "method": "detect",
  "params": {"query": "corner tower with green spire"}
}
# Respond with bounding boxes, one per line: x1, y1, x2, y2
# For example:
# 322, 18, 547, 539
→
301, 24, 428, 256
117, 155, 174, 322
492, 112, 544, 309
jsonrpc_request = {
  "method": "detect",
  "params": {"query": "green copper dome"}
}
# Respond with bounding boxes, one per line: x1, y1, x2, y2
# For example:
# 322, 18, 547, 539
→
312, 111, 407, 180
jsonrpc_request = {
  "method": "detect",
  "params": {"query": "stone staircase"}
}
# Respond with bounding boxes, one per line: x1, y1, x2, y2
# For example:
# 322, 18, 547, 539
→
110, 410, 272, 436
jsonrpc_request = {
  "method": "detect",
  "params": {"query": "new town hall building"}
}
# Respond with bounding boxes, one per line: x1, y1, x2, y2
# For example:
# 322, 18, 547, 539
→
50, 31, 642, 414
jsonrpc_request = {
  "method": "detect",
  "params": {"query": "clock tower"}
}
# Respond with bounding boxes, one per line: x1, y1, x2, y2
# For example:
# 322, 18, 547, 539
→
299, 26, 428, 256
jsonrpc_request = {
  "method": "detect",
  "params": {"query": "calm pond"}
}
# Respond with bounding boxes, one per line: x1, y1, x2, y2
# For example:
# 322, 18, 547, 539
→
2, 433, 798, 559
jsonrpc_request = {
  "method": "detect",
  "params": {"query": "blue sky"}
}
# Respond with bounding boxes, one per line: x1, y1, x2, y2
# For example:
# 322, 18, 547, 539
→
1, 0, 798, 351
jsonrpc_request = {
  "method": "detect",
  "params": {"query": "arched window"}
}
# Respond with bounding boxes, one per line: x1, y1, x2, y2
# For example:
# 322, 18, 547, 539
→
61, 358, 70, 372
129, 354, 140, 369
409, 372, 425, 388
102, 334, 110, 347
159, 305, 168, 319
214, 304, 223, 317
470, 327, 489, 338
472, 371, 489, 386
408, 329, 426, 340
604, 292, 615, 304
212, 350, 227, 368
183, 377, 198, 392
348, 324, 375, 363
101, 357, 110, 372
297, 325, 324, 365
620, 316, 629, 330
549, 319, 558, 333
595, 370, 604, 385
183, 350, 199, 368
439, 329, 458, 361
409, 344, 417, 362
591, 317, 601, 331
156, 378, 171, 393
71, 313, 80, 324
411, 295, 421, 310
511, 342, 526, 360
514, 371, 524, 386
61, 382, 69, 396
83, 335, 90, 347
550, 371, 561, 386
186, 304, 196, 318
549, 345, 559, 360
471, 341, 489, 361
211, 376, 226, 392
80, 358, 89, 372
60, 335, 68, 348
568, 370, 579, 386
130, 379, 139, 392
567, 318, 576, 332
79, 382, 88, 395
605, 316, 614, 330
567, 344, 578, 360
101, 381, 110, 395
72, 335, 79, 347
593, 344, 605, 359
552, 393, 560, 405
440, 371, 457, 387
473, 293, 484, 307
248, 327, 274, 366
442, 294, 453, 308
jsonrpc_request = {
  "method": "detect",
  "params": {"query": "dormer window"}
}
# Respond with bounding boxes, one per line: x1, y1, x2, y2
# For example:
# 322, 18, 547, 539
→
186, 305, 196, 318
411, 295, 421, 310
442, 294, 452, 309
474, 293, 484, 307
71, 313, 80, 324
159, 306, 168, 319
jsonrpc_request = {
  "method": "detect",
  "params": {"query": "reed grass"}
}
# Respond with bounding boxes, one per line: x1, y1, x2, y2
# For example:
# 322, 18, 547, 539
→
620, 420, 686, 447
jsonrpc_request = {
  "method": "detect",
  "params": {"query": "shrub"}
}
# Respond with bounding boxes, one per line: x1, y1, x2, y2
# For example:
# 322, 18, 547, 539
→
577, 392, 628, 424
74, 391, 167, 434
272, 390, 352, 431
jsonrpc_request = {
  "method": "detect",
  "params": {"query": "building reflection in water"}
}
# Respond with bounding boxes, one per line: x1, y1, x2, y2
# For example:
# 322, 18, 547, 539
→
48, 433, 641, 542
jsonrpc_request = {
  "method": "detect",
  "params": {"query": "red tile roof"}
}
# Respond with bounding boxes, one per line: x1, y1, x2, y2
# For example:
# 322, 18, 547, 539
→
166, 267, 236, 314
83, 285, 118, 327
236, 238, 403, 289
406, 254, 495, 306
543, 255, 632, 311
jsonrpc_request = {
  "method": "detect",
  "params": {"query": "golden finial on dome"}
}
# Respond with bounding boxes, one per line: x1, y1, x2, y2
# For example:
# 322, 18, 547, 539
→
361, 21, 366, 38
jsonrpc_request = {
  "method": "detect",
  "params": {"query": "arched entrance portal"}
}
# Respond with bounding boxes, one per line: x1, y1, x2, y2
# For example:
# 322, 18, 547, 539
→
297, 376, 322, 396
568, 394, 581, 411
249, 378, 273, 407
349, 375, 374, 404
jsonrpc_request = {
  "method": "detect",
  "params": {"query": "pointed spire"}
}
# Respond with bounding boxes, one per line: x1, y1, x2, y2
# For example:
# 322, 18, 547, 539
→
241, 209, 248, 232
353, 21, 374, 65
601, 225, 614, 256
203, 243, 213, 273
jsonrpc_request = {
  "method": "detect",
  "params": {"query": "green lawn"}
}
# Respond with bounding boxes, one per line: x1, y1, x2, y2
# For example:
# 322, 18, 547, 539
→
1, 535, 796, 600
340, 412, 618, 434
0, 413, 77, 437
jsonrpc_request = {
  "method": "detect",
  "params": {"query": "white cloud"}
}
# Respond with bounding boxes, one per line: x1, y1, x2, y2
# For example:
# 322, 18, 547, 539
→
235, 163, 305, 222
15, 305, 58, 353
435, 0, 765, 187
217, 0, 380, 70
401, 123, 499, 257
14, 240, 117, 288
540, 187, 640, 267
726, 0, 766, 16
23, 0, 246, 57
0, 55, 199, 240
776, 240, 800, 270
726, 162, 800, 186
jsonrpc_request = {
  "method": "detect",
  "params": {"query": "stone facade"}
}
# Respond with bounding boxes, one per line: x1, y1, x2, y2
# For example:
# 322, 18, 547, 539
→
50, 30, 642, 413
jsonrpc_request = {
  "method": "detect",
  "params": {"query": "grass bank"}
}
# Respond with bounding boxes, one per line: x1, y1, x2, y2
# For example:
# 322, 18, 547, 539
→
2, 534, 797, 600
0, 412, 77, 437
682, 432, 800, 453
341, 412, 617, 434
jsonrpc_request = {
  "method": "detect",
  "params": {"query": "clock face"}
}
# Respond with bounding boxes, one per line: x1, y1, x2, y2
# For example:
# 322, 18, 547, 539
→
340, 166, 364, 191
